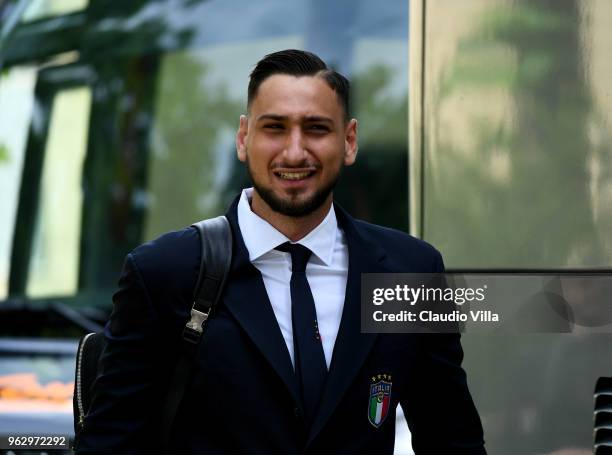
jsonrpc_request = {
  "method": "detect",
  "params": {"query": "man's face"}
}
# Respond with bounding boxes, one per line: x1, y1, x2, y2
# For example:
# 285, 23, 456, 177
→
236, 74, 357, 217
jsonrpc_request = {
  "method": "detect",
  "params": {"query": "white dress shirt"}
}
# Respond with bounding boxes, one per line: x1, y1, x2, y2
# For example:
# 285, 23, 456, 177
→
236, 188, 349, 369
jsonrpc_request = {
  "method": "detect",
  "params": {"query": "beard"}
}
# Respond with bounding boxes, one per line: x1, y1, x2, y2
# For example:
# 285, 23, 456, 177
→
246, 156, 342, 217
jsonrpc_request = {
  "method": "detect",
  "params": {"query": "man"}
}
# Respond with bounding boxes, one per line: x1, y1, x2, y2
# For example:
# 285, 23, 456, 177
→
77, 49, 485, 454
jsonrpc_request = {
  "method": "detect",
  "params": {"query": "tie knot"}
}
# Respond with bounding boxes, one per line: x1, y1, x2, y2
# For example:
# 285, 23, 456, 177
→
276, 242, 312, 273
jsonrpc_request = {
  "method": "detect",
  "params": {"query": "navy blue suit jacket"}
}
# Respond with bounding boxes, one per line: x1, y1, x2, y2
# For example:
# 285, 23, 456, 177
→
76, 196, 485, 454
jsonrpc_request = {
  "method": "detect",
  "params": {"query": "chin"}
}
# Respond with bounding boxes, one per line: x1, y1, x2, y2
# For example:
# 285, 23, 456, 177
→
269, 193, 326, 217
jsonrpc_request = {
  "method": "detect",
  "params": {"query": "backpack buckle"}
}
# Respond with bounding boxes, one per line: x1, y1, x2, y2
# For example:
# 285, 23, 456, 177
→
183, 308, 209, 344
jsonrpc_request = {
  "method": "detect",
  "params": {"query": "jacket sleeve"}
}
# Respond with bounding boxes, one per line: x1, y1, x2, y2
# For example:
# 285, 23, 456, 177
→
401, 251, 487, 454
75, 253, 175, 455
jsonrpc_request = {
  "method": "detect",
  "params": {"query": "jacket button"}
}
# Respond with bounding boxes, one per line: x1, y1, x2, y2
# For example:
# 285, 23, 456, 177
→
293, 407, 301, 418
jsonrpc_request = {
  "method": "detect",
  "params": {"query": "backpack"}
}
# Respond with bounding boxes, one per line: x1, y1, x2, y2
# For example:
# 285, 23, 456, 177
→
73, 216, 233, 454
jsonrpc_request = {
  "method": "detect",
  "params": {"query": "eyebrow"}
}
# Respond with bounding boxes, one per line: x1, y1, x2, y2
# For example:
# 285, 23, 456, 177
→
255, 114, 335, 125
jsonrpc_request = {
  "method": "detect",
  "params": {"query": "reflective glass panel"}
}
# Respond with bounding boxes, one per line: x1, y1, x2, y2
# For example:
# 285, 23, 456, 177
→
26, 86, 91, 298
422, 0, 612, 269
0, 67, 37, 299
420, 1, 612, 453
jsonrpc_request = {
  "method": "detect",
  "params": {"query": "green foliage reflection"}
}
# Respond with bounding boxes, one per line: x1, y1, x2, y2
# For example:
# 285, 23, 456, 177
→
427, 0, 610, 268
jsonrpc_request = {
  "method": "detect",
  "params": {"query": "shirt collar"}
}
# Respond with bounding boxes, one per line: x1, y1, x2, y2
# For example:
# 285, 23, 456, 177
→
236, 187, 338, 266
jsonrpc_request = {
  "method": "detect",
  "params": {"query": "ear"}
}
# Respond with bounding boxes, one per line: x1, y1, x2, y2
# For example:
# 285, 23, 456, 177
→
343, 118, 358, 166
236, 115, 249, 162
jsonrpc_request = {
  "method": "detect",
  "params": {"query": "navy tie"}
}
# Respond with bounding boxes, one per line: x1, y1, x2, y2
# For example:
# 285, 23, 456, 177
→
276, 242, 327, 424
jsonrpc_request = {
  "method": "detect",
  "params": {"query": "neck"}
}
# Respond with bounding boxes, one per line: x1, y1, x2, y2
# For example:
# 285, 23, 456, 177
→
250, 191, 332, 242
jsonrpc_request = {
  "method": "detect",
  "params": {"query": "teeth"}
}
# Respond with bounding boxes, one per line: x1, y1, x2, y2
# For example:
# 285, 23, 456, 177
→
278, 172, 311, 180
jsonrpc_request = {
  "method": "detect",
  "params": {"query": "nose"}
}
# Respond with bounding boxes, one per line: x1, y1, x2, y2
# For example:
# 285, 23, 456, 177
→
283, 127, 307, 164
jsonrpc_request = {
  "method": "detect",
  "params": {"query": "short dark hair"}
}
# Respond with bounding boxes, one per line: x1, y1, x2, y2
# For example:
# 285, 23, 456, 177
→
247, 49, 350, 120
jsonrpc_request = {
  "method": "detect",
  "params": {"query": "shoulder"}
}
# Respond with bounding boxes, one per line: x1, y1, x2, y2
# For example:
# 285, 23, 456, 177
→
352, 219, 444, 272
127, 225, 201, 296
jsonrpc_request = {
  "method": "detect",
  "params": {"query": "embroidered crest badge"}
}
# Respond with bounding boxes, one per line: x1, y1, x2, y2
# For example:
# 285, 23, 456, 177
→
368, 374, 392, 428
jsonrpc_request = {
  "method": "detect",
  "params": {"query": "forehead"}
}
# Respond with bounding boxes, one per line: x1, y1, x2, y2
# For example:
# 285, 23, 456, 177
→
250, 74, 343, 120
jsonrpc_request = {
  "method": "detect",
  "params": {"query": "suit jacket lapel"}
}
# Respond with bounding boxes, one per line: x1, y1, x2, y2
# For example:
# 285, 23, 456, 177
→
306, 204, 387, 447
221, 197, 301, 407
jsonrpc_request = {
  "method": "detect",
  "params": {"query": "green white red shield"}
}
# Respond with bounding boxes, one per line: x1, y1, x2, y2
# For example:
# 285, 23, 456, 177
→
368, 379, 392, 427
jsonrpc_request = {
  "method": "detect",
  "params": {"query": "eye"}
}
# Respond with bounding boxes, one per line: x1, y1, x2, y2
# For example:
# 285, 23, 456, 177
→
263, 123, 284, 131
307, 124, 330, 133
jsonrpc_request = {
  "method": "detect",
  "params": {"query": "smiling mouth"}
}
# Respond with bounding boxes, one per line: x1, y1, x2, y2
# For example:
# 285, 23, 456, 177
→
273, 170, 316, 180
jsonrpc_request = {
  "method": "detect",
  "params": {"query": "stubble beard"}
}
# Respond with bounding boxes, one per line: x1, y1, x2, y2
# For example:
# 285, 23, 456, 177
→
246, 156, 342, 217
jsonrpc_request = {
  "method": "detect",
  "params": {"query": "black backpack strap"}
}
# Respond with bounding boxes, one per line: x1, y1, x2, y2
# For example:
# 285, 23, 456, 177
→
183, 216, 233, 343
161, 215, 232, 454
